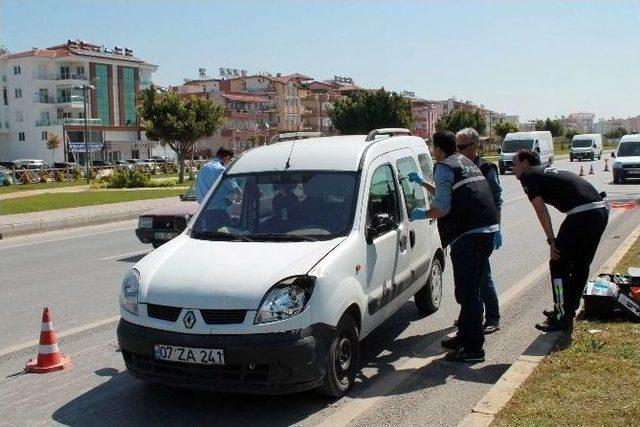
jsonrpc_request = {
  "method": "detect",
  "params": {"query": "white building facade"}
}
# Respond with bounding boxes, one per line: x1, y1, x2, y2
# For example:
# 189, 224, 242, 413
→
0, 40, 157, 164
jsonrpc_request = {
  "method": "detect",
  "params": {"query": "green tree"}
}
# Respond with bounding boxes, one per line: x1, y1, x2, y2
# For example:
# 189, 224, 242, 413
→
0, 44, 9, 55
329, 88, 413, 135
138, 85, 224, 182
564, 128, 580, 141
435, 110, 486, 135
534, 117, 564, 137
247, 135, 259, 146
494, 121, 519, 138
605, 126, 627, 140
45, 134, 62, 164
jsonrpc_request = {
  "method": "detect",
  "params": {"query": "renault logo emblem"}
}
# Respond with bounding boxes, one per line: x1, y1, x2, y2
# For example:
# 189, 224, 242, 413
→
183, 310, 196, 329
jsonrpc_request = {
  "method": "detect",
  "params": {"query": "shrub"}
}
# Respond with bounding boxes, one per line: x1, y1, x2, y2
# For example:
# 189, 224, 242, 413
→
105, 168, 152, 188
188, 169, 195, 181
2, 176, 12, 186
53, 170, 65, 182
71, 168, 82, 180
39, 172, 49, 183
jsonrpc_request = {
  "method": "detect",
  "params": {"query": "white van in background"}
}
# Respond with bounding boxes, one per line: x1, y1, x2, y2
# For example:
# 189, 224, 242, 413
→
499, 131, 554, 174
612, 134, 640, 184
570, 134, 603, 161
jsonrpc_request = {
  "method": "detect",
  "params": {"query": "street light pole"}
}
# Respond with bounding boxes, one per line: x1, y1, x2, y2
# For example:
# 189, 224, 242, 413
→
77, 84, 95, 184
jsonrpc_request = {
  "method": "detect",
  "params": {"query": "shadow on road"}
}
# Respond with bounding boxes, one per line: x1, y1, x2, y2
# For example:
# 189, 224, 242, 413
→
51, 303, 508, 426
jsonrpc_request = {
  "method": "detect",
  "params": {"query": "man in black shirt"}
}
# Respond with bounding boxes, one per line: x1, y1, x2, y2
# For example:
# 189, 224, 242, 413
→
513, 150, 608, 332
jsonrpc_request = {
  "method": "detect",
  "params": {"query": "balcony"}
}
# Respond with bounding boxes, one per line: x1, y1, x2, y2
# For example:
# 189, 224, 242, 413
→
56, 95, 86, 108
224, 110, 270, 120
35, 117, 102, 127
221, 128, 270, 138
34, 73, 88, 82
34, 95, 57, 104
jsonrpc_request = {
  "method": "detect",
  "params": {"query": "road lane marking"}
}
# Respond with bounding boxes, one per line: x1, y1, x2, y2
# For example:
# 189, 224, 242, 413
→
0, 225, 136, 250
99, 250, 150, 261
315, 208, 626, 427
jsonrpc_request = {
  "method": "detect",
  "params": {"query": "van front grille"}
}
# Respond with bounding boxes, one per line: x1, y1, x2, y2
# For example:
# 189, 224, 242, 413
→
147, 304, 182, 322
200, 309, 247, 325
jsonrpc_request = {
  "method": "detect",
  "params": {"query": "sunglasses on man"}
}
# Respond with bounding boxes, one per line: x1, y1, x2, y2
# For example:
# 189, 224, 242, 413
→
456, 142, 476, 150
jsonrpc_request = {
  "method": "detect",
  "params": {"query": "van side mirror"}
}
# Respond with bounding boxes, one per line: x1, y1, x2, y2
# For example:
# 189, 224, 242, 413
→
366, 212, 395, 244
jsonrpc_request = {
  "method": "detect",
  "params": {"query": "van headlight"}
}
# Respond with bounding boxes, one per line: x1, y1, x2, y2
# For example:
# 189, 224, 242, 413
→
120, 269, 140, 315
138, 216, 153, 229
613, 161, 623, 169
254, 276, 315, 324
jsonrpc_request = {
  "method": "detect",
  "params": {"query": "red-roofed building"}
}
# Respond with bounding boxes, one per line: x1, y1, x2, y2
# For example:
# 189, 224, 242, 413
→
1, 39, 158, 163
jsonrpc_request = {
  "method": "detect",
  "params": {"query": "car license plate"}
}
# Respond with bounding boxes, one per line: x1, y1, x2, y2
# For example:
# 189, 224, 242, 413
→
154, 344, 225, 365
154, 232, 178, 240
628, 170, 640, 175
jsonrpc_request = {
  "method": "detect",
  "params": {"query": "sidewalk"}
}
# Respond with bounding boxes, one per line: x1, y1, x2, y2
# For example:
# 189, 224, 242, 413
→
0, 185, 90, 200
0, 196, 179, 239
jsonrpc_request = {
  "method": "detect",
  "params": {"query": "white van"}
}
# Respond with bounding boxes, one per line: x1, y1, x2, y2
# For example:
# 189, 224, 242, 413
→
499, 131, 554, 174
612, 134, 640, 184
117, 128, 445, 396
570, 134, 603, 162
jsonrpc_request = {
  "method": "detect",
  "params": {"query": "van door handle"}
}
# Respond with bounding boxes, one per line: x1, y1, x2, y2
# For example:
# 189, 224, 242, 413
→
409, 230, 415, 248
399, 234, 407, 249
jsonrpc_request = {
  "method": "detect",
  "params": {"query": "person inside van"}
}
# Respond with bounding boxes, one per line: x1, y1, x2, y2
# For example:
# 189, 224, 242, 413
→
455, 127, 503, 334
513, 150, 608, 332
409, 131, 499, 363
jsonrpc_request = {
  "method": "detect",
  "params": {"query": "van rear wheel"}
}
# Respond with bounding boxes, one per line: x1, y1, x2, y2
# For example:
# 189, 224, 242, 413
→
415, 258, 443, 315
317, 315, 360, 397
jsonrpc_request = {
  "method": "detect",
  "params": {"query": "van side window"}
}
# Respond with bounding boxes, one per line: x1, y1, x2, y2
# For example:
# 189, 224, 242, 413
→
367, 164, 400, 225
396, 157, 428, 219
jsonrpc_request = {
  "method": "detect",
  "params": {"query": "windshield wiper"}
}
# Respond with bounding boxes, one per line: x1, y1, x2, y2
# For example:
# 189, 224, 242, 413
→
248, 233, 318, 242
192, 230, 254, 242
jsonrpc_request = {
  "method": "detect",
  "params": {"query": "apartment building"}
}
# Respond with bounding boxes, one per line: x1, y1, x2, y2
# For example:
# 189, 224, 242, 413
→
300, 81, 345, 134
0, 39, 157, 163
402, 93, 443, 140
560, 112, 595, 133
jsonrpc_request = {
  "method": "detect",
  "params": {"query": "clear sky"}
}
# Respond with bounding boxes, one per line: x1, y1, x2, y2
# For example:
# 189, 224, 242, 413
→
2, 0, 639, 121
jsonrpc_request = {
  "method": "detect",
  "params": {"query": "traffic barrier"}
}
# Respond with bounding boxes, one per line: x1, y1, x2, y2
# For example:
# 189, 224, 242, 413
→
579, 165, 584, 176
604, 158, 609, 172
25, 307, 72, 373
589, 164, 595, 175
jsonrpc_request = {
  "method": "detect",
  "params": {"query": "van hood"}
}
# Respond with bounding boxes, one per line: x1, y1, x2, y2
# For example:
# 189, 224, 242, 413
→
137, 236, 344, 309
616, 155, 640, 164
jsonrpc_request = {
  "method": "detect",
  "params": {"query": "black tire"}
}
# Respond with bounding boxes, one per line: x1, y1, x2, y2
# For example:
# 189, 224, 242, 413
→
569, 155, 573, 162
317, 315, 360, 397
414, 258, 443, 315
499, 168, 505, 175
613, 175, 620, 184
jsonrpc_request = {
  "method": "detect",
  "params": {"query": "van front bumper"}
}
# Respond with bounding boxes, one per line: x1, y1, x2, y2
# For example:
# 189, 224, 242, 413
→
499, 160, 513, 171
117, 319, 334, 394
571, 151, 594, 160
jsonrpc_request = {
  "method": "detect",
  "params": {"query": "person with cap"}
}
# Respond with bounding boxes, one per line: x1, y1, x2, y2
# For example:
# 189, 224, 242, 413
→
408, 130, 499, 363
455, 127, 503, 334
513, 149, 608, 332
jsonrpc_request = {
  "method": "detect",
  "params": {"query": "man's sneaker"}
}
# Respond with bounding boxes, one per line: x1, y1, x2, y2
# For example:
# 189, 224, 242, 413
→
483, 322, 500, 334
535, 318, 572, 332
543, 309, 556, 319
445, 348, 485, 363
441, 335, 463, 350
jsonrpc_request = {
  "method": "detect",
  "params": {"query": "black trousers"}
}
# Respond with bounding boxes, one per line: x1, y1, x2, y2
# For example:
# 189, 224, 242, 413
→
550, 207, 609, 321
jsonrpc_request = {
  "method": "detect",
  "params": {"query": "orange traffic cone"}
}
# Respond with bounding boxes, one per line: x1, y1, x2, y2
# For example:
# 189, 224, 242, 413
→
589, 164, 595, 175
604, 158, 609, 172
26, 308, 72, 373
579, 165, 584, 176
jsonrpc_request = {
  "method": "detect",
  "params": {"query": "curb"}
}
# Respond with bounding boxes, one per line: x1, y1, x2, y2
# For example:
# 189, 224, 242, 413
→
0, 205, 168, 239
457, 221, 640, 427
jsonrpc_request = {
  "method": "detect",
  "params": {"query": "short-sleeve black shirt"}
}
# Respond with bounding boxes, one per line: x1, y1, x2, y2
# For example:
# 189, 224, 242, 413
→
520, 166, 602, 212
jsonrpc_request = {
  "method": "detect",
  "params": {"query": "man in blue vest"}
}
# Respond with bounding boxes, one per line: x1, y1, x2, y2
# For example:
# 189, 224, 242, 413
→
456, 127, 503, 334
409, 131, 499, 363
196, 147, 235, 204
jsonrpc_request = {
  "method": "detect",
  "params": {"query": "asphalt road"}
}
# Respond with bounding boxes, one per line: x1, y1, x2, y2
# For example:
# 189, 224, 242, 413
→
0, 157, 638, 426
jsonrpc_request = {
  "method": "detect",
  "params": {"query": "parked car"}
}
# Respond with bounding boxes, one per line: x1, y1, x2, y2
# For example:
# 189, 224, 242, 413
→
148, 156, 171, 164
114, 160, 134, 169
92, 160, 114, 167
13, 159, 49, 170
126, 159, 152, 172
0, 161, 17, 170
499, 131, 554, 174
612, 134, 640, 184
0, 166, 16, 185
135, 183, 199, 248
117, 128, 445, 396
570, 134, 603, 162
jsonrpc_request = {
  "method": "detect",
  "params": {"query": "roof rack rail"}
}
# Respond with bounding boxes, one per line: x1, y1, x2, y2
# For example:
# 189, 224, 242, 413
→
365, 128, 412, 142
269, 131, 322, 144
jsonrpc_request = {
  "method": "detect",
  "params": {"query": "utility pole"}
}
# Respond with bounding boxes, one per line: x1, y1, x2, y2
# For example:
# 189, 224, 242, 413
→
77, 84, 95, 184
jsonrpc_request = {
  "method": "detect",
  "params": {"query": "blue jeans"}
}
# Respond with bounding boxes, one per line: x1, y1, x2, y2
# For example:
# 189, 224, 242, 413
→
480, 260, 500, 325
450, 232, 495, 351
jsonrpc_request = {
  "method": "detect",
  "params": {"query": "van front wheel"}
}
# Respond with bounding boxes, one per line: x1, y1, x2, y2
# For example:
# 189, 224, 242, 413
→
415, 258, 443, 315
317, 315, 360, 397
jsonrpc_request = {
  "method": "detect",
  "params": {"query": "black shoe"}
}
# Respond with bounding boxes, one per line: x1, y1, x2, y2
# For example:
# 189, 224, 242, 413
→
452, 318, 459, 327
441, 335, 463, 350
483, 322, 500, 334
535, 318, 572, 332
543, 309, 556, 319
445, 348, 485, 363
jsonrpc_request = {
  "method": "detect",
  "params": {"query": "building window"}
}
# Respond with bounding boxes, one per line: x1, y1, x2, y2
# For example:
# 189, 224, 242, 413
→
18, 132, 25, 141
13, 65, 21, 75
76, 66, 85, 78
16, 111, 23, 122
60, 66, 70, 80
3, 88, 7, 105
95, 64, 111, 125
14, 88, 22, 99
42, 131, 48, 140
120, 66, 136, 126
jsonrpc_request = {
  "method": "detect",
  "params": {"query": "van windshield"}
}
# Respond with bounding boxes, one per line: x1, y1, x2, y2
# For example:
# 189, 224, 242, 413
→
618, 141, 640, 157
572, 139, 593, 148
191, 171, 358, 241
502, 139, 534, 153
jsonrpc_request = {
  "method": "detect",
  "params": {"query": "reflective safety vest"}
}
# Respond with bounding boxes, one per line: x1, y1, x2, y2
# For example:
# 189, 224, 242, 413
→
436, 153, 499, 247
